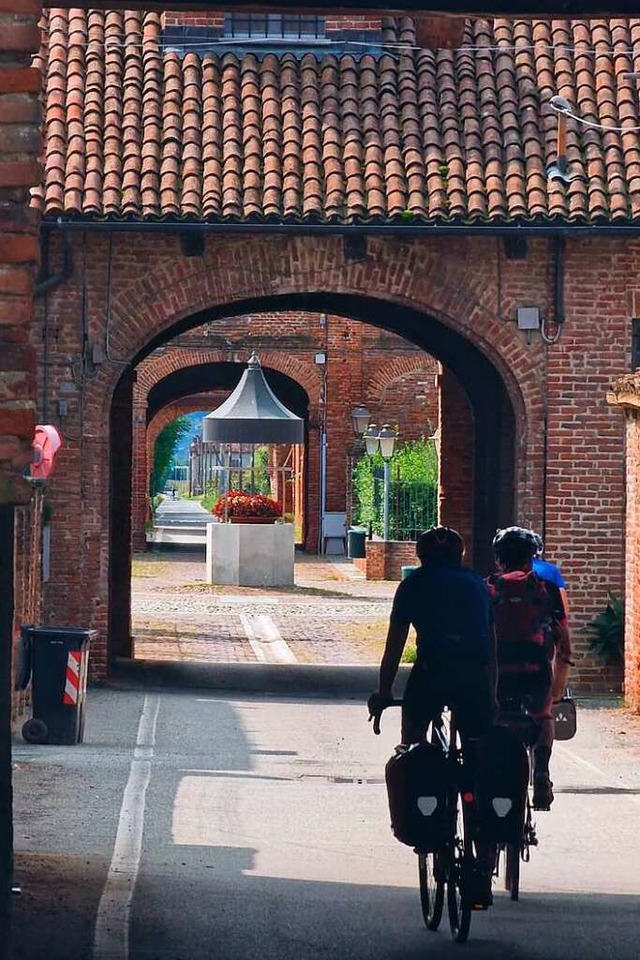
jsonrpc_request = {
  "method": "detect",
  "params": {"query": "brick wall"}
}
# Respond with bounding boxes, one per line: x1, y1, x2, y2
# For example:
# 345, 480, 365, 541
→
161, 11, 382, 31
439, 369, 474, 563
12, 485, 43, 720
624, 408, 640, 710
0, 0, 40, 506
607, 379, 640, 711
0, 0, 42, 735
32, 231, 630, 693
365, 540, 417, 581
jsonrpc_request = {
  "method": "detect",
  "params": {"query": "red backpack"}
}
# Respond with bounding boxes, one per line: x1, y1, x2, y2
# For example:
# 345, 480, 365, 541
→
487, 570, 555, 673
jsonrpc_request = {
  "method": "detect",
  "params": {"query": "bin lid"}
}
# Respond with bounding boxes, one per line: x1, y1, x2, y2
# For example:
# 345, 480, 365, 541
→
22, 626, 97, 639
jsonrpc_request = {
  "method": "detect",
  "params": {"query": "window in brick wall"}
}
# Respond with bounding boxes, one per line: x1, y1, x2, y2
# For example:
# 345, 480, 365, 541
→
633, 319, 640, 370
162, 12, 383, 58
224, 14, 326, 42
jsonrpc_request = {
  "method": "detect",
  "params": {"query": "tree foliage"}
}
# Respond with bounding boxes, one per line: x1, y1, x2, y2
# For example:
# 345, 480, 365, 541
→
151, 416, 190, 495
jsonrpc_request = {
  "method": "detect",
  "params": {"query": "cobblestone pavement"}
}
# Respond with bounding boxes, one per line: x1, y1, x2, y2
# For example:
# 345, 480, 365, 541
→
132, 550, 402, 665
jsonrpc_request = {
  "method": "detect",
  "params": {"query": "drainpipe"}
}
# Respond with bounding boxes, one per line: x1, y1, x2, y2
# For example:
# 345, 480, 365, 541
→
35, 232, 73, 298
554, 235, 566, 326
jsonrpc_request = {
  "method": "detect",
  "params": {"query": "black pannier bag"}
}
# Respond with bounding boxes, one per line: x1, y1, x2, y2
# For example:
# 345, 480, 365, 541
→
475, 726, 529, 844
552, 694, 577, 741
385, 741, 449, 851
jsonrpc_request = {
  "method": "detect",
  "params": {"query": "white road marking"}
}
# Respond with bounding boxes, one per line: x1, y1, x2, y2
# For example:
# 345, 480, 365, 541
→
555, 742, 640, 807
92, 694, 160, 960
240, 613, 297, 664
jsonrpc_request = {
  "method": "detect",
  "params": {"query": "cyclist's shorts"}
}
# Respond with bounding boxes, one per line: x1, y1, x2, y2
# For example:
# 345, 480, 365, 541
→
403, 661, 495, 742
497, 670, 552, 720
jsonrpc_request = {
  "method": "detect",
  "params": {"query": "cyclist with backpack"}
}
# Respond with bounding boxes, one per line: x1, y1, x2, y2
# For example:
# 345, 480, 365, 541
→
368, 525, 499, 907
487, 527, 573, 810
368, 526, 498, 748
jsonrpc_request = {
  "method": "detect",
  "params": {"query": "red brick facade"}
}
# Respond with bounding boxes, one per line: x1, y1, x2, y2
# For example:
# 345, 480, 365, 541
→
27, 229, 628, 694
365, 540, 418, 581
608, 379, 640, 711
0, 8, 637, 705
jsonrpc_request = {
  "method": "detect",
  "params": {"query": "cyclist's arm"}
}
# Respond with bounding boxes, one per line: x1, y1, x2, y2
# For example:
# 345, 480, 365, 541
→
559, 586, 570, 620
378, 619, 410, 699
548, 582, 573, 700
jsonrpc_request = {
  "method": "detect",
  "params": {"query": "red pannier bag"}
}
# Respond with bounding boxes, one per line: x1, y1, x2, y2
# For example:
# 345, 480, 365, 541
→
385, 741, 450, 851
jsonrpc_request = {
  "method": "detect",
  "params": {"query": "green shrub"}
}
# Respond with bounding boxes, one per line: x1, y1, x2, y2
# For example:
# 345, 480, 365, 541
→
581, 592, 624, 662
352, 437, 438, 539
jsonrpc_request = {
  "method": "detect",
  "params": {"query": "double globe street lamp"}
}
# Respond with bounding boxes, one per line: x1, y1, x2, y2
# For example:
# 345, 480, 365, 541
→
351, 406, 398, 541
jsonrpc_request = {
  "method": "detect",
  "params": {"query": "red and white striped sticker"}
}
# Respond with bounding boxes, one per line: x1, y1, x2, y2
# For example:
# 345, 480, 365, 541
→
63, 650, 82, 705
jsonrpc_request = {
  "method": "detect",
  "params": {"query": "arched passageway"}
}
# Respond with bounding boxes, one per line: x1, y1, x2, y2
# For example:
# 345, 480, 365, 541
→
106, 290, 521, 667
135, 362, 312, 553
36, 233, 545, 680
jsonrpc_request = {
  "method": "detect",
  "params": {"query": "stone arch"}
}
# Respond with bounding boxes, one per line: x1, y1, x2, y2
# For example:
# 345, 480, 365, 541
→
41, 234, 545, 676
365, 354, 440, 438
365, 354, 439, 405
134, 345, 322, 405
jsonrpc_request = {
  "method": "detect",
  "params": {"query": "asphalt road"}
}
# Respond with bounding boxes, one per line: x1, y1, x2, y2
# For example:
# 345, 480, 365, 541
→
11, 688, 640, 960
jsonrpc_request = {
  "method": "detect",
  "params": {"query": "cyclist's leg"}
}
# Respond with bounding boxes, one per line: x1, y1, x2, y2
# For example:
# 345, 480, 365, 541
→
452, 670, 496, 907
527, 669, 555, 808
401, 664, 440, 744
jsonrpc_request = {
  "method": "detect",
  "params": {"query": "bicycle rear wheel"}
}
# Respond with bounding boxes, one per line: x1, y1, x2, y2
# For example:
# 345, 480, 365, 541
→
447, 800, 472, 943
504, 842, 520, 901
418, 851, 445, 930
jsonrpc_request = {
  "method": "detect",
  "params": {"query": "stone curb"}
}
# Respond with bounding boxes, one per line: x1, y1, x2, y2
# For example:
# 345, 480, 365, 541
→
111, 658, 411, 699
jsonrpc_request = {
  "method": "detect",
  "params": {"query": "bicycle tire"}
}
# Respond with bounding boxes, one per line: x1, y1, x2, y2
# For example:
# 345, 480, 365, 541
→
418, 852, 445, 930
447, 847, 472, 943
446, 789, 472, 943
505, 842, 520, 901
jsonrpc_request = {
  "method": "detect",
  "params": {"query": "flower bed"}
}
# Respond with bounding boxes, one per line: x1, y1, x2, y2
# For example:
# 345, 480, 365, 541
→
212, 490, 282, 520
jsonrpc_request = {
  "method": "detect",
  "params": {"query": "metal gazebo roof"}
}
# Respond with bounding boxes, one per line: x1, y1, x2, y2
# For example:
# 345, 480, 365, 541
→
202, 353, 304, 444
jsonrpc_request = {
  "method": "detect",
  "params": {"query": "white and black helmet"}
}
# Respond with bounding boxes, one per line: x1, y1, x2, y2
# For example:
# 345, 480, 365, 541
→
492, 526, 538, 564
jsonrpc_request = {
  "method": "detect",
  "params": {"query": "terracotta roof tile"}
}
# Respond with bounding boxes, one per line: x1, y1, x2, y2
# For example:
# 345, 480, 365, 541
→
33, 10, 640, 225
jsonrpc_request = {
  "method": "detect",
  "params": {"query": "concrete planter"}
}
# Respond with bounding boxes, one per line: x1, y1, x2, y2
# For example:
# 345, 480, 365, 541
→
206, 521, 295, 587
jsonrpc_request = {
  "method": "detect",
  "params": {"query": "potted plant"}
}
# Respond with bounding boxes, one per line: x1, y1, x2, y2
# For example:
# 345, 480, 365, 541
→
212, 490, 282, 524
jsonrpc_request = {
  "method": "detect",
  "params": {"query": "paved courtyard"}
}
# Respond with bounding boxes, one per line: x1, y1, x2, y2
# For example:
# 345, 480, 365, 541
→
132, 550, 402, 665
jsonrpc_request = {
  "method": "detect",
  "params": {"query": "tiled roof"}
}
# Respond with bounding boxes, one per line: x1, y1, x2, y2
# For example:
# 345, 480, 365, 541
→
32, 11, 640, 224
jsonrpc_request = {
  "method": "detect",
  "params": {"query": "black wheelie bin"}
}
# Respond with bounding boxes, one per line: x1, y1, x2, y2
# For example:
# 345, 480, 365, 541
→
17, 626, 95, 745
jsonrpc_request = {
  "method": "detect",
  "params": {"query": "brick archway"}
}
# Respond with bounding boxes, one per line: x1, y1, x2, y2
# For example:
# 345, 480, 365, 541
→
39, 234, 540, 677
132, 353, 318, 551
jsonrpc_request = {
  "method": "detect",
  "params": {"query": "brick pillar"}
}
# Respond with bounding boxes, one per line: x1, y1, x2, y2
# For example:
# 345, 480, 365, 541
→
439, 369, 474, 564
0, 2, 41, 505
306, 426, 321, 552
131, 394, 148, 553
0, 6, 43, 951
607, 379, 640, 712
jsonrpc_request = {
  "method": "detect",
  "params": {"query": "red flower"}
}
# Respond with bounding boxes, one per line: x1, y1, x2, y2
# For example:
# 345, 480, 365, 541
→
213, 490, 282, 519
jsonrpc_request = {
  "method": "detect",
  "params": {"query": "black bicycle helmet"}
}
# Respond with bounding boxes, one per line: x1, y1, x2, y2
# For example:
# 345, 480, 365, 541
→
417, 526, 465, 565
492, 526, 538, 568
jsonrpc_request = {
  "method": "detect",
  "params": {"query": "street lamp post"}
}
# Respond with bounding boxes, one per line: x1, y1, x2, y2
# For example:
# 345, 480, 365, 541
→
378, 425, 398, 540
351, 409, 398, 541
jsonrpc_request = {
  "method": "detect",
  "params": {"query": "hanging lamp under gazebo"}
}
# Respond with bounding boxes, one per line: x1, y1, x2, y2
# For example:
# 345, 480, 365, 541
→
202, 352, 304, 445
